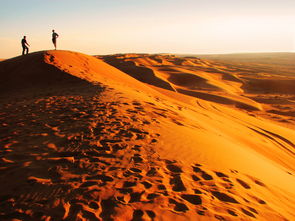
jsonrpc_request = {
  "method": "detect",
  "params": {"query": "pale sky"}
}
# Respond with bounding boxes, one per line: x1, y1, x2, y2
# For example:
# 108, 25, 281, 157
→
0, 0, 295, 58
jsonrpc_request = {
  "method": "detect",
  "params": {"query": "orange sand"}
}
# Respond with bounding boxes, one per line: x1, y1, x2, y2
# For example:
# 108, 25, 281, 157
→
0, 50, 294, 220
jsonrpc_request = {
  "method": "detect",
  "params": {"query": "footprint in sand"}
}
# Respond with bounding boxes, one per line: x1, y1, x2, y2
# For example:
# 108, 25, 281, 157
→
212, 191, 239, 204
192, 164, 213, 180
181, 194, 202, 205
169, 198, 189, 212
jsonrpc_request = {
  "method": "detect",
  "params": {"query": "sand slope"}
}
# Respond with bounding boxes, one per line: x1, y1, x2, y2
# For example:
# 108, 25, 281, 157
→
196, 53, 295, 129
102, 53, 295, 129
0, 51, 294, 221
101, 54, 263, 111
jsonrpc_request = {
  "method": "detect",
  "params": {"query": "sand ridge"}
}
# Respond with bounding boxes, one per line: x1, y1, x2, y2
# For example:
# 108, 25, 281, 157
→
0, 51, 294, 220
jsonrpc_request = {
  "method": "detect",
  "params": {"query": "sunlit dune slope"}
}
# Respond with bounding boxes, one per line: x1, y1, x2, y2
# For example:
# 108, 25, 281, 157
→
197, 53, 295, 94
102, 53, 295, 129
0, 51, 155, 96
0, 50, 294, 221
195, 53, 295, 129
101, 54, 263, 111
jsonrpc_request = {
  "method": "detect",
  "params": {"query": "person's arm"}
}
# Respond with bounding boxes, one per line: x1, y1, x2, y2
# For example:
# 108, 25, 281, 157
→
26, 41, 30, 47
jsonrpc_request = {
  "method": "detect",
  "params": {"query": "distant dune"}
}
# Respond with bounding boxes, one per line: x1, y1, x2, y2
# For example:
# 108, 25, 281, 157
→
193, 53, 295, 129
101, 53, 295, 129
197, 52, 295, 65
101, 54, 263, 111
197, 52, 295, 76
0, 50, 294, 220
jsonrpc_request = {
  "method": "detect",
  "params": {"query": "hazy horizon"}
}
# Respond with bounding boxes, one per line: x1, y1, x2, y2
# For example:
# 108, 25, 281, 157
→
1, 0, 295, 58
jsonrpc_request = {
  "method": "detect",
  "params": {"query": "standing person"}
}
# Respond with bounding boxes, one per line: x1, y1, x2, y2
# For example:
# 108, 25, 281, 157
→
21, 36, 30, 55
52, 30, 59, 50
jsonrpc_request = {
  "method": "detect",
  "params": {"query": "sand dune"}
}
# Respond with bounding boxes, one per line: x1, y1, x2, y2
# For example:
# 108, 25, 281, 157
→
197, 53, 295, 71
0, 50, 294, 220
101, 54, 263, 111
102, 53, 295, 128
195, 53, 295, 129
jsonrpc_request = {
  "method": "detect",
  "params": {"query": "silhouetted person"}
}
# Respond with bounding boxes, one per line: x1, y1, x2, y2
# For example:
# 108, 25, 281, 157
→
21, 36, 30, 55
52, 30, 59, 50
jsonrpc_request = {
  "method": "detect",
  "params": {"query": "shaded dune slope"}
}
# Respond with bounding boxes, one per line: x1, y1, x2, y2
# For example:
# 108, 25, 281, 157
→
0, 51, 295, 221
0, 52, 93, 95
102, 55, 175, 91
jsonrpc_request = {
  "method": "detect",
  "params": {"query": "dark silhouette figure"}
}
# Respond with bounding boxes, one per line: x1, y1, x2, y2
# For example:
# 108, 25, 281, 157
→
21, 36, 30, 55
52, 30, 59, 50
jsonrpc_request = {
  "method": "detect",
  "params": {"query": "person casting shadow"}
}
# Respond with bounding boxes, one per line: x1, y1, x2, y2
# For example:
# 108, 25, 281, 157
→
21, 36, 30, 55
52, 30, 59, 50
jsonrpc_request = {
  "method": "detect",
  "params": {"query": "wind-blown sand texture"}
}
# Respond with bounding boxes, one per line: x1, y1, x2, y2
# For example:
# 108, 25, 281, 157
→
0, 51, 294, 220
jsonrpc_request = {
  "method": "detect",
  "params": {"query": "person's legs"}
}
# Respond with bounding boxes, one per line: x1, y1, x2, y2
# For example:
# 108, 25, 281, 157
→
22, 46, 25, 55
26, 46, 29, 54
52, 38, 56, 50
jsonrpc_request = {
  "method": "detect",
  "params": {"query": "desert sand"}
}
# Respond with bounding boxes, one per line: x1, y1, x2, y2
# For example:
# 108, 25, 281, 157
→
0, 50, 294, 220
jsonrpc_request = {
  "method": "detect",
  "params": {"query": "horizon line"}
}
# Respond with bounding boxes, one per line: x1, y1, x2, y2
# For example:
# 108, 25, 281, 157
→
1, 50, 295, 60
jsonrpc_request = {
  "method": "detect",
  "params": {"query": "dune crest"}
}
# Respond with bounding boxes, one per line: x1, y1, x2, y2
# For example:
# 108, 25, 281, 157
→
0, 50, 294, 220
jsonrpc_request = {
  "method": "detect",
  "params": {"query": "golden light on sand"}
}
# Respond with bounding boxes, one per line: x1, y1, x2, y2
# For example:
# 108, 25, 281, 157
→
0, 50, 294, 220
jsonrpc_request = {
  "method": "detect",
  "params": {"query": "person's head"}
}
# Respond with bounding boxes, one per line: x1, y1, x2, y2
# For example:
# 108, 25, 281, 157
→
52, 30, 55, 33
23, 36, 26, 39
